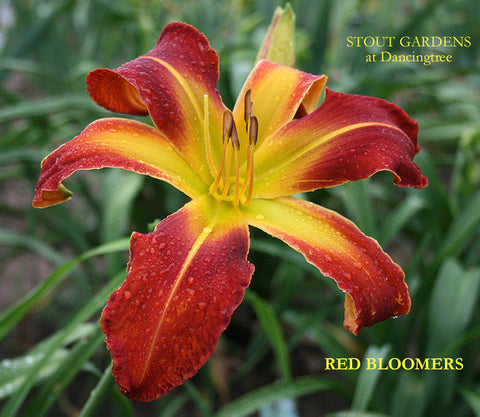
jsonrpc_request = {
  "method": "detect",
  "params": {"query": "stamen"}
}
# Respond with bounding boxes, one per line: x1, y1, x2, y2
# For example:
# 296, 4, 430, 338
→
244, 89, 252, 133
223, 110, 233, 143
240, 115, 258, 205
209, 110, 233, 196
231, 121, 240, 205
220, 142, 232, 199
249, 115, 258, 146
231, 120, 240, 151
210, 97, 257, 206
221, 112, 235, 200
209, 137, 227, 196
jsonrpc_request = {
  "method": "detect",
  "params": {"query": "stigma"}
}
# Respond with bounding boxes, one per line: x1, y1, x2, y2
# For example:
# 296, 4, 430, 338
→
209, 90, 258, 206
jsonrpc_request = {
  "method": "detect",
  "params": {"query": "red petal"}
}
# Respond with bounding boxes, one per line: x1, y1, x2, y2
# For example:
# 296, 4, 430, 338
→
253, 88, 428, 199
32, 118, 207, 208
86, 23, 225, 182
100, 197, 254, 401
244, 197, 410, 335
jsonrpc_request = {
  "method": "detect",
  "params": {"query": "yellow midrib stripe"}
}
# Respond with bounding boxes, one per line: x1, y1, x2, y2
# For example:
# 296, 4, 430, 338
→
138, 206, 215, 385
144, 55, 204, 124
254, 121, 407, 182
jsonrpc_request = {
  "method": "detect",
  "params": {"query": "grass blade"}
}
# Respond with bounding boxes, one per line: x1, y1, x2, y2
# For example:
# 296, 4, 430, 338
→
0, 230, 65, 265
351, 344, 390, 411
23, 328, 105, 417
78, 363, 114, 417
0, 95, 98, 122
0, 270, 125, 417
0, 238, 129, 341
245, 290, 291, 380
216, 376, 346, 417
340, 180, 377, 238
435, 192, 480, 265
378, 195, 425, 246
427, 258, 480, 355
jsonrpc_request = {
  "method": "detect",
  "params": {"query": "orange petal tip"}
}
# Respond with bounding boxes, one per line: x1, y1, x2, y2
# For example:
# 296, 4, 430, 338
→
32, 184, 73, 208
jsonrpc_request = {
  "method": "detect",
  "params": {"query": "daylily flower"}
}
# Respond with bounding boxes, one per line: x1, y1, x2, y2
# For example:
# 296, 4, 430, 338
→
33, 22, 427, 401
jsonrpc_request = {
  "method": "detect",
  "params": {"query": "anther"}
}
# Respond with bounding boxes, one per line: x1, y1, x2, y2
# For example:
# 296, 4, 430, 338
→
240, 115, 258, 205
249, 116, 258, 145
223, 110, 233, 143
231, 120, 240, 150
244, 89, 252, 133
210, 110, 233, 196
211, 96, 257, 206
232, 121, 240, 205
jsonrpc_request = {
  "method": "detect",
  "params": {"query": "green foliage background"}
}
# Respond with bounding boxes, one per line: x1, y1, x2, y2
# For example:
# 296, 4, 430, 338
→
1, 0, 479, 416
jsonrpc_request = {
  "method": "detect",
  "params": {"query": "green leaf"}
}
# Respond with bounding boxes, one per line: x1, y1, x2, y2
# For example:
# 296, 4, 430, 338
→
327, 412, 389, 417
101, 170, 143, 243
378, 195, 425, 246
0, 229, 65, 265
77, 363, 114, 417
414, 152, 452, 232
435, 192, 480, 265
245, 290, 291, 380
391, 372, 427, 417
250, 239, 326, 281
0, 95, 98, 123
216, 376, 345, 417
184, 381, 213, 417
259, 397, 298, 417
427, 258, 480, 355
460, 388, 480, 416
23, 328, 105, 417
101, 169, 144, 272
351, 345, 390, 411
157, 392, 190, 417
0, 270, 125, 417
0, 323, 97, 400
340, 180, 377, 238
0, 350, 69, 400
0, 238, 129, 341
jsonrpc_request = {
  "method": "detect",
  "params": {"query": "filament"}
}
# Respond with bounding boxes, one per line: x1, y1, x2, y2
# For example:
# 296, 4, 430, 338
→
210, 91, 258, 206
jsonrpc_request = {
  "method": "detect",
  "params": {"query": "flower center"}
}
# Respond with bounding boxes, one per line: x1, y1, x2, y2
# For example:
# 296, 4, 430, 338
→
208, 89, 258, 206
